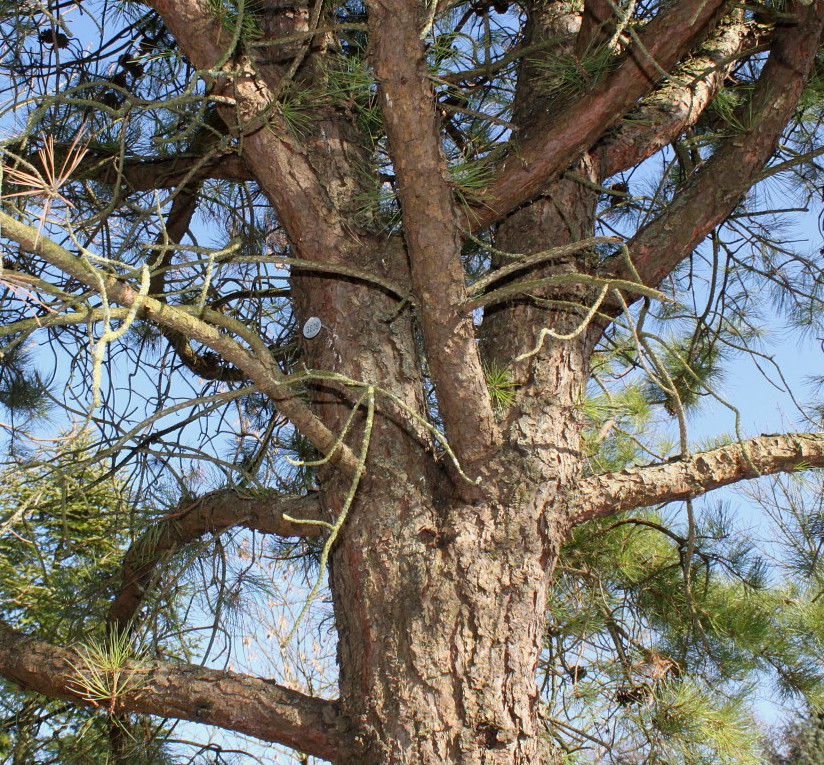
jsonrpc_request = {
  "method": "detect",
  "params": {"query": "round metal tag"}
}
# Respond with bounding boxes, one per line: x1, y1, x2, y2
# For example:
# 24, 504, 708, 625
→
302, 316, 322, 339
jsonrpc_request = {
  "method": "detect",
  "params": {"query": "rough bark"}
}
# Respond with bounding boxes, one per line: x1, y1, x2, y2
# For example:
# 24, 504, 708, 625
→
329, 445, 574, 764
463, 0, 727, 231
0, 622, 347, 762
596, 18, 758, 179
1, 1, 823, 764
572, 433, 824, 524
368, 0, 498, 471
603, 0, 824, 293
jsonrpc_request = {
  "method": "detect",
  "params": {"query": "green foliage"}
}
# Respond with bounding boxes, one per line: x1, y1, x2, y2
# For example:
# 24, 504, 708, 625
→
531, 46, 615, 104
450, 155, 494, 207
323, 54, 382, 137
0, 340, 51, 423
705, 84, 757, 135
0, 446, 128, 636
0, 444, 175, 762
67, 631, 151, 710
275, 91, 317, 139
205, 0, 262, 41
546, 485, 824, 763
0, 708, 173, 765
650, 680, 764, 765
769, 713, 824, 765
354, 175, 402, 231
580, 381, 655, 473
644, 331, 725, 415
796, 53, 824, 119
483, 362, 517, 410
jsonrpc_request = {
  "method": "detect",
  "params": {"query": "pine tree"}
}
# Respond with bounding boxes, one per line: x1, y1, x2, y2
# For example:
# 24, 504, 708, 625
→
769, 713, 824, 765
0, 443, 177, 762
0, 0, 821, 763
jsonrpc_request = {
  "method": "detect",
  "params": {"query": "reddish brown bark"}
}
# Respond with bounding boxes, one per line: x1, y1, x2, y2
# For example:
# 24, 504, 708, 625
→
576, 0, 615, 57
572, 433, 824, 525
604, 1, 824, 292
367, 0, 498, 471
596, 19, 758, 179
1, 0, 822, 763
463, 0, 727, 231
0, 622, 348, 761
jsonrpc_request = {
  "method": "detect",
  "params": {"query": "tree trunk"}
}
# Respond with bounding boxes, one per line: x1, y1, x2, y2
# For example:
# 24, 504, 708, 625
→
323, 238, 594, 763
315, 58, 602, 764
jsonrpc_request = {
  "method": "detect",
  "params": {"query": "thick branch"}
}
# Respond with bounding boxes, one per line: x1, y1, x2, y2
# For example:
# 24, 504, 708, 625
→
572, 432, 824, 525
604, 1, 824, 291
0, 621, 348, 761
147, 0, 365, 269
110, 491, 325, 632
367, 0, 498, 469
0, 212, 358, 474
597, 19, 756, 179
90, 153, 253, 191
464, 0, 727, 231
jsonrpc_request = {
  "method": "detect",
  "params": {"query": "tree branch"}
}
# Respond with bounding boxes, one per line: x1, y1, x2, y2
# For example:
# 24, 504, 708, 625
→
148, 179, 241, 381
0, 212, 359, 475
89, 153, 254, 191
463, 0, 727, 232
8, 147, 251, 194
571, 432, 824, 525
145, 168, 254, 382
110, 490, 325, 633
147, 0, 368, 269
596, 19, 757, 179
367, 0, 498, 470
0, 621, 349, 762
602, 1, 824, 292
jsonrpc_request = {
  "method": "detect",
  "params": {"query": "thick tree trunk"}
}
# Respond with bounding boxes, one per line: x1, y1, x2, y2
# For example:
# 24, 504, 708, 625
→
286, 206, 583, 763
323, 243, 593, 763
327, 321, 591, 764
315, 66, 601, 763
330, 462, 578, 765
332, 490, 559, 764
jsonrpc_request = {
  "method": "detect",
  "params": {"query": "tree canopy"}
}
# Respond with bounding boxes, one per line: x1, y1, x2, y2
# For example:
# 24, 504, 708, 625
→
0, 0, 823, 763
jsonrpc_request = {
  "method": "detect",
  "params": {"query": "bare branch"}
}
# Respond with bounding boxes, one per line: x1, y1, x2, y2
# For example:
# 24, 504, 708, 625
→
571, 432, 824, 525
597, 20, 757, 179
463, 0, 727, 232
0, 212, 359, 474
367, 0, 499, 469
110, 491, 325, 633
147, 0, 368, 269
467, 236, 621, 296
144, 170, 258, 382
602, 1, 824, 292
0, 621, 349, 762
